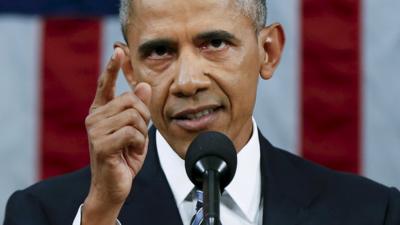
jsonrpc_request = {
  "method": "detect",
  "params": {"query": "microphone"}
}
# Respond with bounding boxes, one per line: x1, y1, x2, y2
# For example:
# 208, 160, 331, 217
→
185, 131, 237, 225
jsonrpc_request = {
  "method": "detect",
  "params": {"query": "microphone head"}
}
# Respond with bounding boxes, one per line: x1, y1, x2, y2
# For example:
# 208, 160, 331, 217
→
185, 131, 237, 190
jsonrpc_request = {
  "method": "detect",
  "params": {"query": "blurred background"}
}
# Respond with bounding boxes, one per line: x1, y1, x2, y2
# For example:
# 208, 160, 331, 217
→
1, 0, 399, 221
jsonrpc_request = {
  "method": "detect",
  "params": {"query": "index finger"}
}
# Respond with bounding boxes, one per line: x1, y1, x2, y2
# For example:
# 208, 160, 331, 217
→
91, 47, 125, 111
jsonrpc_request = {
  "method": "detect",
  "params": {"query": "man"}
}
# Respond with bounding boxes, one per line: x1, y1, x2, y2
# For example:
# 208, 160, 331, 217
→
4, 0, 400, 225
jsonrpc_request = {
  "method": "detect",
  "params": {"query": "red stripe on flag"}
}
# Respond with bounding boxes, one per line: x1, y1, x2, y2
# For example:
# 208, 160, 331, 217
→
300, 1, 361, 173
40, 18, 101, 179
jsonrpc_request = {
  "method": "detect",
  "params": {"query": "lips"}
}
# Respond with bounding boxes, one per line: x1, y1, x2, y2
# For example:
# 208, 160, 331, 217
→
174, 108, 216, 120
170, 105, 222, 131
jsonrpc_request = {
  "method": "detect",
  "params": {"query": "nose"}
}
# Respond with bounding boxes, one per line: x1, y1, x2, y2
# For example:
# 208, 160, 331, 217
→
170, 49, 211, 97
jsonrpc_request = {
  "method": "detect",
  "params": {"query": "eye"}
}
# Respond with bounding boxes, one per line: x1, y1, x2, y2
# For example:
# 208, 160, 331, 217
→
148, 46, 172, 60
204, 39, 228, 51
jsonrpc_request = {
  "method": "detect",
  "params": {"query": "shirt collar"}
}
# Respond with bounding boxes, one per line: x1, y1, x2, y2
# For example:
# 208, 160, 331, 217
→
156, 118, 261, 223
156, 130, 193, 205
225, 118, 261, 222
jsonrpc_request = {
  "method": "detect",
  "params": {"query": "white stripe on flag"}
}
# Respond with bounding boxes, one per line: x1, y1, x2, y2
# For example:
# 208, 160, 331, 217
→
254, 0, 300, 155
362, 0, 400, 188
0, 16, 41, 220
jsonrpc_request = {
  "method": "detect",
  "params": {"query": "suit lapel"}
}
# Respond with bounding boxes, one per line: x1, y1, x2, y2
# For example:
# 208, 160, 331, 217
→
118, 126, 184, 225
259, 131, 323, 225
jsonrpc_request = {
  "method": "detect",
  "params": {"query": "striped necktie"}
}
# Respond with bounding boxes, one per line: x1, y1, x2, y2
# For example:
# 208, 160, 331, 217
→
191, 190, 204, 225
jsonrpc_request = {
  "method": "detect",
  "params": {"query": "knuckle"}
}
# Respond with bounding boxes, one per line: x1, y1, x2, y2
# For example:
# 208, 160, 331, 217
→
85, 115, 95, 127
85, 119, 102, 139
122, 126, 136, 139
128, 109, 140, 122
129, 131, 145, 147
117, 92, 136, 108
143, 108, 151, 122
121, 126, 145, 148
123, 95, 150, 123
88, 128, 100, 141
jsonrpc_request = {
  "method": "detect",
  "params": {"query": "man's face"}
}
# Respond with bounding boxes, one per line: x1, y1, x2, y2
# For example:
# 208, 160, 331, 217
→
126, 0, 266, 157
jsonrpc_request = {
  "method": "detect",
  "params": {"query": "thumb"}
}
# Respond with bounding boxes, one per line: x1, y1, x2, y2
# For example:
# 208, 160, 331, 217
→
134, 82, 152, 107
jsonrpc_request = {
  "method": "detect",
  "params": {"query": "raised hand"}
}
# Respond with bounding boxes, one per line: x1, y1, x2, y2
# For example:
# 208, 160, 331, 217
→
82, 47, 151, 225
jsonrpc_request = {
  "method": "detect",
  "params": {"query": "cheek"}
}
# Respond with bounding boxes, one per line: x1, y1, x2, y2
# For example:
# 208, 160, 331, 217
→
215, 48, 259, 90
216, 45, 260, 82
231, 78, 258, 116
220, 49, 260, 115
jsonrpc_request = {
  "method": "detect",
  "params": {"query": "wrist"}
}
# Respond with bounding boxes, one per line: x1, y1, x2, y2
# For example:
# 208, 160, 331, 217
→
81, 193, 124, 225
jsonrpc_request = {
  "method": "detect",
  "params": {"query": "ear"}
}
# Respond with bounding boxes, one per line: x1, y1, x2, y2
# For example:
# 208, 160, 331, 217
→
114, 41, 137, 89
258, 23, 285, 80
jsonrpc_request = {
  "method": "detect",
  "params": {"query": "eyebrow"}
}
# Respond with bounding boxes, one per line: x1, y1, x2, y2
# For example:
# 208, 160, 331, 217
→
138, 39, 177, 57
193, 30, 240, 44
137, 30, 239, 56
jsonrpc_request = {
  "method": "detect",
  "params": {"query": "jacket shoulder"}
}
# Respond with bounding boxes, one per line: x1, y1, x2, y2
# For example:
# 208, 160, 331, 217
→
271, 147, 400, 224
4, 167, 91, 225
277, 147, 396, 195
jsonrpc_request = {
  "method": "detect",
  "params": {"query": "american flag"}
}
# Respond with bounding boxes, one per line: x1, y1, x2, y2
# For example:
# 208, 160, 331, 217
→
1, 0, 399, 221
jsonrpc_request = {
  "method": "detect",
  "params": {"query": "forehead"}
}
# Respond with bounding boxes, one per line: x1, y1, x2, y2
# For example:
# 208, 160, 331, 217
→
133, 0, 237, 18
129, 0, 253, 43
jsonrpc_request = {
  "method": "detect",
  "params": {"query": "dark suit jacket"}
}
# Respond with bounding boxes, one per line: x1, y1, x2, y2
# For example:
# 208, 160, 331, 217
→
4, 126, 400, 225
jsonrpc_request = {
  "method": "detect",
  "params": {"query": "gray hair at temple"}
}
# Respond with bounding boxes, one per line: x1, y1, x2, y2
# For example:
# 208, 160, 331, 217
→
119, 0, 267, 42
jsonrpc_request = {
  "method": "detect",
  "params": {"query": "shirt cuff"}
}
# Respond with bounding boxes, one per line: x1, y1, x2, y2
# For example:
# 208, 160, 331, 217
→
73, 204, 121, 225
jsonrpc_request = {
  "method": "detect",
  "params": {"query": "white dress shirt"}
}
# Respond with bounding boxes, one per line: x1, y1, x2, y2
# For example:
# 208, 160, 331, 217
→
73, 118, 263, 225
157, 118, 263, 225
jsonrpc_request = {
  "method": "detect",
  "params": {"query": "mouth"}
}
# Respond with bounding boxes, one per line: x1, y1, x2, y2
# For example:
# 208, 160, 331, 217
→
171, 105, 223, 131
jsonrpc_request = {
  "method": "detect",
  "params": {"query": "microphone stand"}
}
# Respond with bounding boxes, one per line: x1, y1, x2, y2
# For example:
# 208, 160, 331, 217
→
196, 157, 226, 225
203, 169, 222, 225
